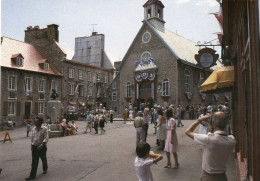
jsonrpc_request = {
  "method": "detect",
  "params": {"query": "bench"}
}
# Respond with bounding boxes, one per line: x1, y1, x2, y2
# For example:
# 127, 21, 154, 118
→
0, 132, 12, 143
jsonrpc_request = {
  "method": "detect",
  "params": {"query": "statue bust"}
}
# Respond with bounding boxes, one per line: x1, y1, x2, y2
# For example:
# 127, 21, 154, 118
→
50, 89, 59, 100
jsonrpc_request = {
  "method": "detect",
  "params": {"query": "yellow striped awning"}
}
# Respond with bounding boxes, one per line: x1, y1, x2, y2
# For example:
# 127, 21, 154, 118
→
200, 66, 234, 93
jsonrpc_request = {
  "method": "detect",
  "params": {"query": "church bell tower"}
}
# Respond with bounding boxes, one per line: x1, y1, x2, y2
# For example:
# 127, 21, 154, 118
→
143, 0, 165, 32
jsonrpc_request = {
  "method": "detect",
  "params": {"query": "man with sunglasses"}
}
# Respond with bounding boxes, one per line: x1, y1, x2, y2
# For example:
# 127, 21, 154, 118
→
185, 112, 236, 181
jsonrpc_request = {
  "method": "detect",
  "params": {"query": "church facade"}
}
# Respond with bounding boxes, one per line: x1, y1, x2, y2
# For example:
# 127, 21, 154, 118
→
108, 0, 223, 115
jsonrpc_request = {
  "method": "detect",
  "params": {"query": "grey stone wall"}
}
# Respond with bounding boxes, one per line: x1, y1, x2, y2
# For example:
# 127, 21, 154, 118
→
1, 68, 62, 125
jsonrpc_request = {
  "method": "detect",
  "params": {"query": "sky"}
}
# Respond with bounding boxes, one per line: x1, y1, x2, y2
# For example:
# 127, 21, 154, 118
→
1, 0, 221, 62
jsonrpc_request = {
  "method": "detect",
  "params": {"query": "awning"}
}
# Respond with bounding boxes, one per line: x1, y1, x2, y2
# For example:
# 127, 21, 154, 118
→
69, 101, 77, 105
200, 66, 234, 93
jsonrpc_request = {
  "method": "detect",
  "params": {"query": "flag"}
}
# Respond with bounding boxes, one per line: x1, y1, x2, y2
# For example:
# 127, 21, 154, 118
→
74, 84, 79, 94
96, 88, 100, 98
217, 33, 223, 44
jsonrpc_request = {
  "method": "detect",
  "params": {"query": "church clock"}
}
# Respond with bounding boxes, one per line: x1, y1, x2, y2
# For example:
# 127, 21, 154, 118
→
142, 31, 151, 43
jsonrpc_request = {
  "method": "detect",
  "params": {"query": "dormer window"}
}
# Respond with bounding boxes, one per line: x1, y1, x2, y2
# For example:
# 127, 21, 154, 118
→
16, 57, 24, 66
148, 9, 151, 18
44, 63, 49, 70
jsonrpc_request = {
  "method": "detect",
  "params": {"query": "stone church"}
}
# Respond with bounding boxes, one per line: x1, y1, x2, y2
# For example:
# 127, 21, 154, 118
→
108, 0, 221, 115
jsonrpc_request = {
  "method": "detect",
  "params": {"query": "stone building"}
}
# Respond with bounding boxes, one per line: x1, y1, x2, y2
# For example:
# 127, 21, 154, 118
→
1, 36, 63, 125
24, 24, 114, 115
108, 0, 223, 116
72, 32, 114, 69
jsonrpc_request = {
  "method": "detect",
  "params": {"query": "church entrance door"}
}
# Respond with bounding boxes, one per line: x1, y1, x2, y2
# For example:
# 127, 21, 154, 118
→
139, 81, 152, 101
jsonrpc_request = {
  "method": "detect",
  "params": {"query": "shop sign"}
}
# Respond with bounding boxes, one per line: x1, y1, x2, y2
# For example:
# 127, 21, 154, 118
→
195, 48, 219, 69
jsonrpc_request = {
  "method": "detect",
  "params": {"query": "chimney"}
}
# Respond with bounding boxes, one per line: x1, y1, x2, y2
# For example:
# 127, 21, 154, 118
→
47, 24, 59, 42
92, 32, 97, 36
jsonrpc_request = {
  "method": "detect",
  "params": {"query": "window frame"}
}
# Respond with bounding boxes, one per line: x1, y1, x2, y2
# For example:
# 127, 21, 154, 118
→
25, 77, 32, 92
8, 75, 17, 91
162, 78, 169, 96
126, 82, 131, 97
184, 68, 192, 93
16, 57, 23, 66
38, 79, 46, 92
43, 63, 49, 71
79, 85, 84, 97
88, 72, 92, 82
8, 101, 16, 115
104, 74, 108, 83
38, 102, 45, 114
69, 68, 75, 79
69, 84, 75, 95
112, 82, 116, 89
51, 80, 58, 92
112, 92, 117, 101
78, 70, 83, 80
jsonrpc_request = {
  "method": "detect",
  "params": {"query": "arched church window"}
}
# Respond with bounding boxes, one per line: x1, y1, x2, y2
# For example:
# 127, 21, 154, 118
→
162, 78, 169, 96
141, 52, 152, 63
184, 68, 192, 93
126, 82, 131, 97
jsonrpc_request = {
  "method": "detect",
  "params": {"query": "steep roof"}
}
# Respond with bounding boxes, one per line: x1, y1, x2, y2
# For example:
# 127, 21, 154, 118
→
1, 36, 63, 76
145, 21, 199, 65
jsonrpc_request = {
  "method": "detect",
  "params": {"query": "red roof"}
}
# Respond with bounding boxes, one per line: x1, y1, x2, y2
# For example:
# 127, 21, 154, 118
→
1, 37, 63, 76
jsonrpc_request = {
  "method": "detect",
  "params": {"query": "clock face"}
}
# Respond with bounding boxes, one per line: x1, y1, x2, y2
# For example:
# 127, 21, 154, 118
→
200, 52, 213, 68
142, 31, 151, 43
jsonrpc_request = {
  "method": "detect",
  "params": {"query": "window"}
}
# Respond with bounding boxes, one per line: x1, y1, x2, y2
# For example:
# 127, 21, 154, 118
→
148, 9, 151, 18
88, 72, 92, 81
79, 85, 84, 96
9, 92, 16, 99
112, 82, 116, 89
8, 76, 16, 90
25, 77, 32, 91
104, 74, 108, 83
112, 92, 117, 101
38, 102, 45, 114
79, 70, 83, 80
88, 86, 93, 96
97, 73, 101, 82
38, 79, 46, 92
126, 82, 131, 97
69, 84, 75, 95
162, 78, 169, 96
16, 57, 23, 66
8, 102, 16, 115
69, 68, 75, 78
184, 68, 192, 93
44, 63, 49, 70
51, 80, 58, 92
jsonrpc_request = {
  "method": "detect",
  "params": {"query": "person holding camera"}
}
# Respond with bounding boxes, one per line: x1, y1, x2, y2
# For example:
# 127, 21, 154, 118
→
185, 112, 236, 181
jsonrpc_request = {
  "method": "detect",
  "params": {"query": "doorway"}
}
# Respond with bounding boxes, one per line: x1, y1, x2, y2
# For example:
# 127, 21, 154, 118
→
24, 102, 31, 119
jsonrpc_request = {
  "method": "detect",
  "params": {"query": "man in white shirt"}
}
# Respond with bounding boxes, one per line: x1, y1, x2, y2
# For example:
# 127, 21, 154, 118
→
25, 117, 49, 181
185, 112, 236, 181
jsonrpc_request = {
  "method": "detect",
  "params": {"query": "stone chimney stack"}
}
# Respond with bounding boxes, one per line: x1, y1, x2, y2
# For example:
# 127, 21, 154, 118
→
24, 24, 59, 44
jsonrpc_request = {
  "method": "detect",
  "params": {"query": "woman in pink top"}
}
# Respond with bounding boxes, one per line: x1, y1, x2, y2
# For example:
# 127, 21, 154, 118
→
164, 108, 179, 169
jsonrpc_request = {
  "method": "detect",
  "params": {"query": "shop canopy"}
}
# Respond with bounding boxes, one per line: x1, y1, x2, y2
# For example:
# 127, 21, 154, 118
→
200, 66, 234, 93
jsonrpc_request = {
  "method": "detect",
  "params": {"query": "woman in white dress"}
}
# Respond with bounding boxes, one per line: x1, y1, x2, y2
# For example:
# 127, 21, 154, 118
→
129, 109, 134, 123
154, 109, 167, 150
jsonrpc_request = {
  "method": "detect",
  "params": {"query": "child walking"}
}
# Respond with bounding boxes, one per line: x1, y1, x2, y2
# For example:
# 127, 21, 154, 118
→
134, 142, 163, 181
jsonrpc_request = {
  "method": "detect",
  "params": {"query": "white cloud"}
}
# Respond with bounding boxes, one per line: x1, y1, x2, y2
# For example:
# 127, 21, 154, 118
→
176, 0, 190, 4
196, 0, 218, 7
